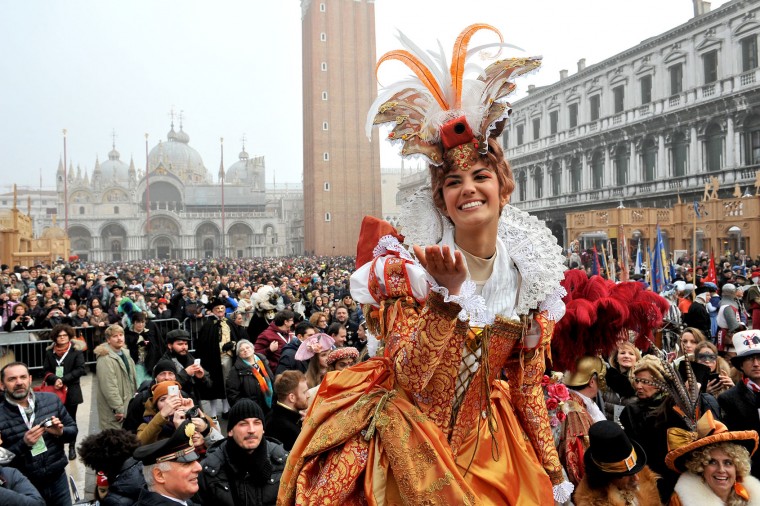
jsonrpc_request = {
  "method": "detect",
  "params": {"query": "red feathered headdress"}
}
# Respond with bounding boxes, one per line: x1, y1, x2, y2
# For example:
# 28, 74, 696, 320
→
551, 271, 669, 371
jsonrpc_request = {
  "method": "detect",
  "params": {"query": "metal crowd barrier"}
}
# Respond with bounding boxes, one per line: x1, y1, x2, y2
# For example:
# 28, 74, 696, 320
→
0, 318, 181, 371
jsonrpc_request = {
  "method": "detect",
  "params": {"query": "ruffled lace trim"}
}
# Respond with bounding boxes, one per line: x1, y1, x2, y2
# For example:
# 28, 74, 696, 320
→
553, 480, 574, 503
428, 276, 488, 323
373, 235, 414, 262
398, 186, 566, 321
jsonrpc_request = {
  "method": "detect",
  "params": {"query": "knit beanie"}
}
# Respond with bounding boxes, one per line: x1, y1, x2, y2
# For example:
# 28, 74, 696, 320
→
228, 398, 265, 429
153, 359, 177, 378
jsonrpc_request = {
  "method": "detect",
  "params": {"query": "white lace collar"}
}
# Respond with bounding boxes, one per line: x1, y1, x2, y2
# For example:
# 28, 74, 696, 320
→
398, 186, 566, 322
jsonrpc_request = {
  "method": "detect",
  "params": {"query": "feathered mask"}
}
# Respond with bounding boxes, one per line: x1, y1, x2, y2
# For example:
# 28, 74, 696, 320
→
551, 270, 670, 371
368, 24, 541, 169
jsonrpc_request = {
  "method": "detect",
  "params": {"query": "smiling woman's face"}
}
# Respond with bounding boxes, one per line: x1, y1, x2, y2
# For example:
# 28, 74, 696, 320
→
702, 447, 736, 500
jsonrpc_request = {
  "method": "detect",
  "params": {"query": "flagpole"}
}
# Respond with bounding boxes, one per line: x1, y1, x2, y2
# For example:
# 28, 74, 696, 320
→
145, 133, 151, 258
693, 202, 698, 272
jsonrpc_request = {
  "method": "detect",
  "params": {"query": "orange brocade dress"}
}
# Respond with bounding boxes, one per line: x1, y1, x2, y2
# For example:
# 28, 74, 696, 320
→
278, 258, 559, 506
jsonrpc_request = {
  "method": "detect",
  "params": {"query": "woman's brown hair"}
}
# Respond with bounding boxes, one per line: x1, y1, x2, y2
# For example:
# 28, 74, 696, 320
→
429, 137, 515, 214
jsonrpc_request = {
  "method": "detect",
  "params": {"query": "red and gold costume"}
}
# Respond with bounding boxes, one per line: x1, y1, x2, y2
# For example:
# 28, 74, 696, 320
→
278, 24, 570, 506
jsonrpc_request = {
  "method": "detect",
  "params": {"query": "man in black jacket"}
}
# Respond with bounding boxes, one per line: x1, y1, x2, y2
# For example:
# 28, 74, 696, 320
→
718, 329, 760, 480
198, 399, 287, 506
160, 329, 210, 404
0, 362, 77, 506
265, 370, 308, 450
275, 321, 315, 375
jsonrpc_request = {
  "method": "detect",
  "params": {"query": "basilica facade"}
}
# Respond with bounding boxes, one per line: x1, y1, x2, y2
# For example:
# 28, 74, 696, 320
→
44, 123, 303, 262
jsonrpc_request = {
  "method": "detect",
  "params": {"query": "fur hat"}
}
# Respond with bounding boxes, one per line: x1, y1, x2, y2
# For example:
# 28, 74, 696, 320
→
632, 355, 666, 384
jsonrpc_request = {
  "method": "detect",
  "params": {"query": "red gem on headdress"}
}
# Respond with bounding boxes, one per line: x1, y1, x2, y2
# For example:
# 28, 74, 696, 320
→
388, 132, 395, 138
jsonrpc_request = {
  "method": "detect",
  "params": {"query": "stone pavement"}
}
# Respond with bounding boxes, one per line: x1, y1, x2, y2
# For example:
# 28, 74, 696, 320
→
67, 370, 97, 503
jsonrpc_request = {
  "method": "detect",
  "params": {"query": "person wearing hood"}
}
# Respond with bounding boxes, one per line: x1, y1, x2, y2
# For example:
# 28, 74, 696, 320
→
77, 429, 145, 506
198, 399, 287, 506
42, 324, 86, 460
717, 284, 746, 352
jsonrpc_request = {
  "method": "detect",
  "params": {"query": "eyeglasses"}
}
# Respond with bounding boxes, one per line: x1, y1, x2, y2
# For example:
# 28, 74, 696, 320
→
633, 377, 658, 387
697, 353, 717, 362
57, 333, 69, 338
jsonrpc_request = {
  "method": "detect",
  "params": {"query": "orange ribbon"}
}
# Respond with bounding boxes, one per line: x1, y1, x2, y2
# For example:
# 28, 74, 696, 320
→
666, 411, 728, 451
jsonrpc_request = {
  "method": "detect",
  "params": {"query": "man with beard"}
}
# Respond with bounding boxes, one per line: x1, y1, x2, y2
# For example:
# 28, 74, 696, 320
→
198, 399, 287, 505
573, 421, 660, 506
160, 330, 210, 404
133, 421, 202, 506
0, 362, 78, 506
265, 370, 308, 450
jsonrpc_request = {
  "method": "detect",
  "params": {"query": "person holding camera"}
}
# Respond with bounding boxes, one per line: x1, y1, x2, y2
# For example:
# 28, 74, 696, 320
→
3, 303, 36, 332
0, 362, 77, 506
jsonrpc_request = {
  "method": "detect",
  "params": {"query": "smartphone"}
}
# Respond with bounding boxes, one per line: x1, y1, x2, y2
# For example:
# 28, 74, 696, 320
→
167, 385, 179, 397
194, 358, 201, 366
707, 373, 720, 383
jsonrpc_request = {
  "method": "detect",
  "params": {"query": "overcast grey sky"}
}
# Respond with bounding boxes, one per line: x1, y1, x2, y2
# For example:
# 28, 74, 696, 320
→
0, 0, 729, 191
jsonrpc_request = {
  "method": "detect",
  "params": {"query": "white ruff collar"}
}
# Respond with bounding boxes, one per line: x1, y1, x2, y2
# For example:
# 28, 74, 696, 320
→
674, 472, 760, 505
398, 186, 566, 322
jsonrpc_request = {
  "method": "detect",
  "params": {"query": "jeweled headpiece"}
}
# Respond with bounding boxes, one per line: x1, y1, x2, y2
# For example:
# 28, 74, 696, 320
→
367, 24, 541, 170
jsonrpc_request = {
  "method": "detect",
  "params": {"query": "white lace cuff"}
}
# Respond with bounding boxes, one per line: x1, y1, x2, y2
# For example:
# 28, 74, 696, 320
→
373, 234, 414, 262
428, 276, 489, 323
539, 285, 567, 322
553, 480, 574, 504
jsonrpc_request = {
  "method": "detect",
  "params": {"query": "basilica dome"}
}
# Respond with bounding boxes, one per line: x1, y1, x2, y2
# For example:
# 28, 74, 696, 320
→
148, 123, 209, 184
225, 147, 265, 189
98, 147, 130, 182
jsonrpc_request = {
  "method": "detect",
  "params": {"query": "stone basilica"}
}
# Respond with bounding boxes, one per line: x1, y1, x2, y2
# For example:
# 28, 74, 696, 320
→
45, 122, 303, 261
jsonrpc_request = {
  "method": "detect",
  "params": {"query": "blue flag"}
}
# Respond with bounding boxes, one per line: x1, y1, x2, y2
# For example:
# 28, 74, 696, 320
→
652, 225, 667, 293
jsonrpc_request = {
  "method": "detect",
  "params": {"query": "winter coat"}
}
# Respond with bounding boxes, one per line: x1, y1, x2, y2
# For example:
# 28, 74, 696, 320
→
95, 343, 137, 430
254, 321, 294, 372
101, 457, 145, 506
198, 438, 287, 506
136, 488, 197, 506
0, 466, 45, 506
42, 339, 87, 406
0, 392, 77, 481
719, 380, 760, 480
573, 466, 660, 506
226, 355, 274, 411
195, 317, 228, 399
264, 402, 302, 451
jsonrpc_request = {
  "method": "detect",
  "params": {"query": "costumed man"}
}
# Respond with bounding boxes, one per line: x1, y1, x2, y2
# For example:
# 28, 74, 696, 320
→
194, 297, 231, 423
246, 286, 282, 343
280, 25, 574, 506
573, 420, 660, 506
561, 356, 608, 486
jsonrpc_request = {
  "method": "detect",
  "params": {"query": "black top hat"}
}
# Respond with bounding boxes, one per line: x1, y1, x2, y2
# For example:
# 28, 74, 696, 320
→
205, 297, 226, 311
133, 421, 199, 466
166, 329, 191, 343
583, 420, 646, 477
109, 283, 124, 293
104, 275, 118, 282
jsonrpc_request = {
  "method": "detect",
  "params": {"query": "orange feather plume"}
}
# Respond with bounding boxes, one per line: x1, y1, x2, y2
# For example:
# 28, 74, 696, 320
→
376, 50, 449, 110
450, 23, 502, 109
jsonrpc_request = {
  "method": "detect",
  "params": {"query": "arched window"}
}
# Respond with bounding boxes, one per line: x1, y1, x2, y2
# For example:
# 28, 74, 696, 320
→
705, 123, 723, 172
615, 145, 629, 186
670, 131, 688, 177
642, 137, 657, 182
592, 151, 604, 189
571, 157, 582, 193
550, 162, 561, 196
533, 168, 543, 199
517, 171, 527, 202
744, 114, 760, 165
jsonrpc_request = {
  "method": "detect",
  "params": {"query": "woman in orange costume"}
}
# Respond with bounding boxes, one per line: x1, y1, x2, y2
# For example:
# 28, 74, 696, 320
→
278, 24, 571, 506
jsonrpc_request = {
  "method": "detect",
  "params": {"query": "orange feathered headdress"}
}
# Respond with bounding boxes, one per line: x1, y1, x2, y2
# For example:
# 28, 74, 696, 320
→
368, 24, 541, 169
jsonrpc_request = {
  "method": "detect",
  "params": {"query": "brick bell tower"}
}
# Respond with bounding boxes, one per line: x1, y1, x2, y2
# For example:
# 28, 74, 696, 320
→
301, 0, 382, 256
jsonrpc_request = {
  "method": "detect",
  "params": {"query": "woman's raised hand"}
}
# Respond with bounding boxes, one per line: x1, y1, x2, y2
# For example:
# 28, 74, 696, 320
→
413, 245, 466, 296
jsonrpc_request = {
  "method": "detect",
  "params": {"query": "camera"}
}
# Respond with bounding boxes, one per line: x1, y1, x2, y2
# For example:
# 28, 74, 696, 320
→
40, 417, 54, 428
185, 406, 200, 419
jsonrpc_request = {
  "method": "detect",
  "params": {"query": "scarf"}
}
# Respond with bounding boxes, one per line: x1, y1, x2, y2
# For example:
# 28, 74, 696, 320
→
243, 355, 273, 408
54, 342, 71, 358
226, 437, 273, 486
